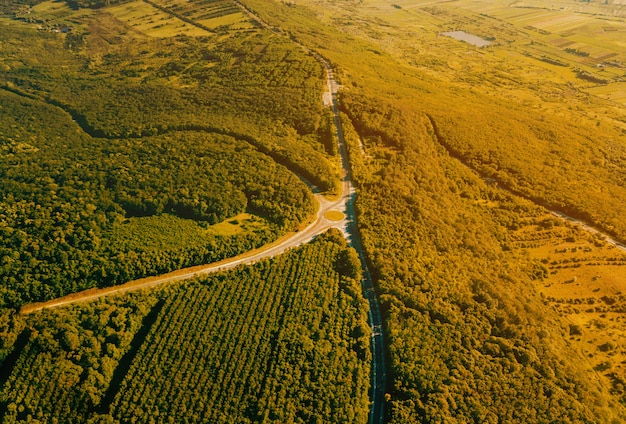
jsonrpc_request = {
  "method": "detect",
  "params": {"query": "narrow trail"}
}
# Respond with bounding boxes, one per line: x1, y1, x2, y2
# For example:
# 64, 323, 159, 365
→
21, 3, 389, 423
551, 211, 626, 253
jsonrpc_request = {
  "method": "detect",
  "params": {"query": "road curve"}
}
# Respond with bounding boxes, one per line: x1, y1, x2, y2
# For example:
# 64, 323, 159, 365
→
20, 193, 341, 314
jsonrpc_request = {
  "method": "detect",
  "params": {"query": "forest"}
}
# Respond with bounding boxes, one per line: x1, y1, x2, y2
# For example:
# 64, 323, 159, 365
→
3, 0, 626, 422
0, 233, 371, 423
0, 0, 340, 311
340, 94, 623, 422
0, 88, 315, 309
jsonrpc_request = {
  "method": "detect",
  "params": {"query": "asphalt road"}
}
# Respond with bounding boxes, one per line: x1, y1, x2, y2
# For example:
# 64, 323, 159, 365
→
20, 191, 345, 314
317, 57, 388, 424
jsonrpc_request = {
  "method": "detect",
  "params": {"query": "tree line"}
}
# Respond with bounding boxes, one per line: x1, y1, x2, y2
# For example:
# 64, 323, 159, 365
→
0, 9, 342, 310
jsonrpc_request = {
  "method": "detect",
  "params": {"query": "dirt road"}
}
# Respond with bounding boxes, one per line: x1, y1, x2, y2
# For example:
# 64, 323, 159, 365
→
21, 191, 345, 314
551, 211, 626, 252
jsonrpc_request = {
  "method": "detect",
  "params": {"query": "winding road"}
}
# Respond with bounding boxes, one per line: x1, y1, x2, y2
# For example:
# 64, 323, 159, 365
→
20, 189, 346, 314
20, 4, 388, 424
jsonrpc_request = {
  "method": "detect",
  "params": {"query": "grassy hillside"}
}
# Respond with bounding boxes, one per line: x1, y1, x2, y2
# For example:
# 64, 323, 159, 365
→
0, 234, 370, 423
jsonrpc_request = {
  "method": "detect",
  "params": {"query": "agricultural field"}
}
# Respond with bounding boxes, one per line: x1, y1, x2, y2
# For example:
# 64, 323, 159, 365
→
106, 1, 212, 37
145, 0, 253, 30
350, 0, 626, 104
106, 0, 257, 37
0, 234, 371, 423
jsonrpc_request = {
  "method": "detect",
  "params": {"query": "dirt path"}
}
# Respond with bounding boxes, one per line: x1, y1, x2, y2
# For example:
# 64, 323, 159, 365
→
551, 211, 626, 252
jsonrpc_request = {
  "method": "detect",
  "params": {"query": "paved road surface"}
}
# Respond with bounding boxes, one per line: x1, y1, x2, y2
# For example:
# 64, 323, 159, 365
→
21, 192, 344, 314
233, 6, 389, 419
315, 55, 387, 424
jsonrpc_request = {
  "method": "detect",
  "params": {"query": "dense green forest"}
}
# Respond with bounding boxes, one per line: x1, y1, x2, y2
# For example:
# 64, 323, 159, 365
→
243, 0, 626, 243
0, 0, 340, 311
0, 4, 358, 421
1, 19, 336, 190
0, 233, 371, 423
0, 88, 315, 309
339, 97, 622, 422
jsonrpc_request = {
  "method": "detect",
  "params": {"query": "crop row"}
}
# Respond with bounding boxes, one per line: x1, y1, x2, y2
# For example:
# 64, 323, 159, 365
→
0, 298, 155, 422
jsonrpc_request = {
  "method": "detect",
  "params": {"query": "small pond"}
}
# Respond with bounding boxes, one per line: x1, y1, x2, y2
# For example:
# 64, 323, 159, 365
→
441, 31, 491, 48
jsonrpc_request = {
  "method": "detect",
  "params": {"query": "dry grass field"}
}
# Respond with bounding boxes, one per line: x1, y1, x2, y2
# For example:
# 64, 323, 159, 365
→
12, 0, 266, 90
29, 0, 94, 24
315, 0, 626, 115
410, 0, 626, 100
